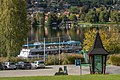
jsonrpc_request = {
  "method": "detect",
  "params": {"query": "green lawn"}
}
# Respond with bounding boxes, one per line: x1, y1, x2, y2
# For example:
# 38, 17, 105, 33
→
0, 75, 120, 80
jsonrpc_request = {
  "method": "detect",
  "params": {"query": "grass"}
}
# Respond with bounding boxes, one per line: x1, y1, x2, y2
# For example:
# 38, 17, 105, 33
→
0, 75, 120, 80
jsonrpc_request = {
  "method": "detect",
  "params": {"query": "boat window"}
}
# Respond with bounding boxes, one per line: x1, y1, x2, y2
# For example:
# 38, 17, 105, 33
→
35, 45, 39, 49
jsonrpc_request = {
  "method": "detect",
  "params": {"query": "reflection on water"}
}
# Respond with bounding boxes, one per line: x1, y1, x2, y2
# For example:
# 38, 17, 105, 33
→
28, 24, 120, 43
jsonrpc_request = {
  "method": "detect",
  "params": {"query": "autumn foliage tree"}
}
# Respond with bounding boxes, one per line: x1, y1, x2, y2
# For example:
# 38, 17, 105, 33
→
83, 28, 120, 53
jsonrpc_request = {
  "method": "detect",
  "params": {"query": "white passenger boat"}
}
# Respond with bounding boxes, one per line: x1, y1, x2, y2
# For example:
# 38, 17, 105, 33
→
18, 41, 82, 58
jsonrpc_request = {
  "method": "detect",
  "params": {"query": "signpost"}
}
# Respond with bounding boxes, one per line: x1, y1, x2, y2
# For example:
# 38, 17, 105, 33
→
75, 60, 82, 75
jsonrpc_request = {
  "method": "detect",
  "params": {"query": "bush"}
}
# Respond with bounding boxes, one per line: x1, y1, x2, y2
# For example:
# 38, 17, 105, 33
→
46, 55, 59, 65
0, 57, 22, 63
0, 57, 9, 63
0, 57, 41, 63
0, 53, 85, 65
108, 54, 120, 66
46, 53, 84, 65
65, 54, 84, 64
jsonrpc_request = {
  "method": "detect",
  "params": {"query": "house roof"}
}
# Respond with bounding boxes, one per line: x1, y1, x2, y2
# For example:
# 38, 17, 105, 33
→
88, 30, 109, 55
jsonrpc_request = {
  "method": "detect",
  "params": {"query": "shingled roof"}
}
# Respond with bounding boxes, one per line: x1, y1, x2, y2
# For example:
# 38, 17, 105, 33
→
88, 30, 109, 55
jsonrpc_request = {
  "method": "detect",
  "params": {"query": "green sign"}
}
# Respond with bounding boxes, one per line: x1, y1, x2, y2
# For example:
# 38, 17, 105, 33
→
94, 55, 102, 73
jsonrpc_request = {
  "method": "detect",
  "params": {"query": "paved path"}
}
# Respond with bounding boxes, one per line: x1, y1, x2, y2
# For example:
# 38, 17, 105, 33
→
106, 65, 120, 74
0, 65, 119, 77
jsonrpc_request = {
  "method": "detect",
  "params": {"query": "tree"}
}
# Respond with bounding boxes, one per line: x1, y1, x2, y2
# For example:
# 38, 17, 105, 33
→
81, 5, 89, 13
85, 10, 97, 23
69, 14, 77, 21
104, 0, 113, 5
65, 0, 81, 6
68, 14, 77, 29
99, 10, 109, 23
91, 0, 101, 7
69, 6, 80, 14
83, 28, 120, 53
61, 15, 68, 21
80, 13, 86, 21
110, 11, 120, 23
0, 0, 29, 57
107, 28, 120, 53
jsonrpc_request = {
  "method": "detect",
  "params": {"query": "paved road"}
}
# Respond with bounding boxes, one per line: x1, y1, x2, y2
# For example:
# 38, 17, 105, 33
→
0, 65, 119, 77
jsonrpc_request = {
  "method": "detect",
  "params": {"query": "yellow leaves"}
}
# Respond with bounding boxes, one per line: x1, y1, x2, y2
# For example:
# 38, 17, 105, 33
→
83, 28, 120, 53
83, 29, 96, 50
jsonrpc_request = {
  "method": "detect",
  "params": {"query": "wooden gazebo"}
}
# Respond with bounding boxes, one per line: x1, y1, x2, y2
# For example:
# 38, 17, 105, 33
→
88, 29, 109, 74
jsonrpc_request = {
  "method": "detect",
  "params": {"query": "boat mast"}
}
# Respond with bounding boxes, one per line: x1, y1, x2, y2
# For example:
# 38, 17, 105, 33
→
59, 37, 61, 65
44, 38, 46, 62
27, 37, 29, 49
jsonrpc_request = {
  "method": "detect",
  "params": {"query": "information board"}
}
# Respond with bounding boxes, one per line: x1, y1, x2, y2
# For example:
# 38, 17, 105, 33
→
75, 60, 81, 66
94, 55, 102, 73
